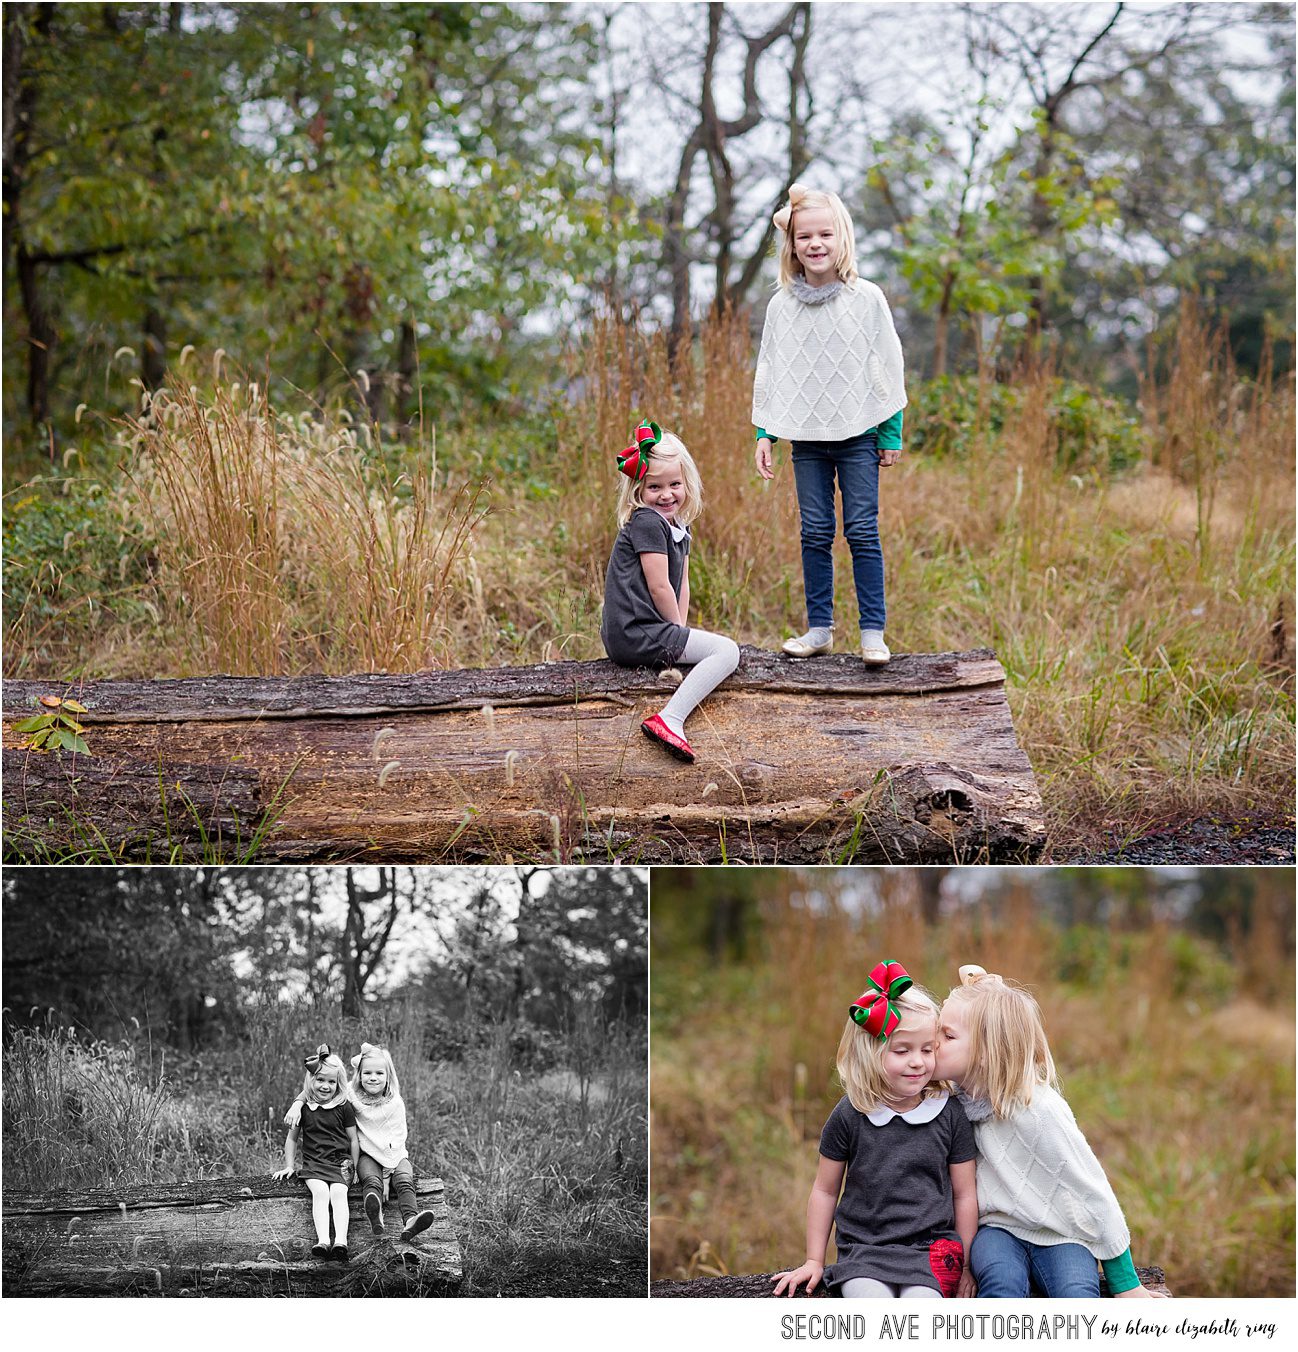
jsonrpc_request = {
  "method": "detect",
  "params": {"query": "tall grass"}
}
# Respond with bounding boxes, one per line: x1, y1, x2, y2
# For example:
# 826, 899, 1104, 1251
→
3, 304, 1292, 851
650, 873, 1296, 1296
2, 1023, 182, 1189
122, 368, 487, 675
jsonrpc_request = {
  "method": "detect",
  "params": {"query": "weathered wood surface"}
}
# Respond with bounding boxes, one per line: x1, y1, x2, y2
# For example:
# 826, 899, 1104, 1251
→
650, 1266, 1170, 1298
2, 647, 1045, 863
3, 1173, 462, 1296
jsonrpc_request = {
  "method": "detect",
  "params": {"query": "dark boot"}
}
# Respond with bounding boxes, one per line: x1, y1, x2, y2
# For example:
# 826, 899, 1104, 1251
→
364, 1190, 385, 1235
400, 1209, 435, 1242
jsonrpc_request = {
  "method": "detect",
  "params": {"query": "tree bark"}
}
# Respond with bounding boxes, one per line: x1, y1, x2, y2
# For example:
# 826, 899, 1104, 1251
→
2, 648, 1046, 864
4, 1174, 462, 1296
650, 1265, 1170, 1297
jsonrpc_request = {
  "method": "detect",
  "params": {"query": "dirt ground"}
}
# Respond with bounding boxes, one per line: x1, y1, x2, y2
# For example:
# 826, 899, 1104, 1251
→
1063, 815, 1295, 865
464, 1234, 647, 1298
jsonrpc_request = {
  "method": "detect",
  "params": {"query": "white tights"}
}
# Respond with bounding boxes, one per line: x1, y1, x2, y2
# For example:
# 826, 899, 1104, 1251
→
658, 630, 740, 735
306, 1177, 350, 1246
840, 1277, 942, 1298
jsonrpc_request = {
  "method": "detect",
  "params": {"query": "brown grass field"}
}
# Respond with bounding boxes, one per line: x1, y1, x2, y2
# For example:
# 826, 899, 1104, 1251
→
3, 305, 1293, 857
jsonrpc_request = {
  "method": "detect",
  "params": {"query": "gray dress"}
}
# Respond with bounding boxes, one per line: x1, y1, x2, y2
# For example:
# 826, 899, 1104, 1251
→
820, 1092, 975, 1296
600, 507, 691, 667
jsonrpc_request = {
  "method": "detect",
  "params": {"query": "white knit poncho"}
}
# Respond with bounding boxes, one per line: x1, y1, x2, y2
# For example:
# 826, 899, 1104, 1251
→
961, 1084, 1131, 1259
350, 1091, 410, 1169
751, 279, 907, 441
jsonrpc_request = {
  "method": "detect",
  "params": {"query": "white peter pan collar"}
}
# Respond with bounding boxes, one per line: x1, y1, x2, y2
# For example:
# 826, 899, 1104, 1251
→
865, 1090, 949, 1126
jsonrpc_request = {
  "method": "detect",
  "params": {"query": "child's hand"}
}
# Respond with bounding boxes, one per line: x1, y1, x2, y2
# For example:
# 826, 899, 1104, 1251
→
1114, 1285, 1170, 1298
771, 1260, 824, 1296
878, 445, 902, 468
272, 1167, 296, 1180
957, 1269, 978, 1298
755, 438, 774, 481
283, 1101, 303, 1128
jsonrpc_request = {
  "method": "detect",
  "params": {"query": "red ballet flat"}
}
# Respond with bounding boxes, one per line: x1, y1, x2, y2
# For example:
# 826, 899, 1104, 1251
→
641, 714, 695, 763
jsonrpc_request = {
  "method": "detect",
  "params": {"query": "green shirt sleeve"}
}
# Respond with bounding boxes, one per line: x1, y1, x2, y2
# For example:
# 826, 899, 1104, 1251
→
755, 409, 904, 449
876, 407, 904, 449
1101, 1249, 1141, 1295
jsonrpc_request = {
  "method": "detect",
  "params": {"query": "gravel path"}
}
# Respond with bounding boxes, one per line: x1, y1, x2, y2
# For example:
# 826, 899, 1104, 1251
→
1065, 817, 1295, 865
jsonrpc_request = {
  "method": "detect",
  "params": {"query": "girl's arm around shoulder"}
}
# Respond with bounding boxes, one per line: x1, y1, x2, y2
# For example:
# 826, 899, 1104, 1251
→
772, 1154, 846, 1297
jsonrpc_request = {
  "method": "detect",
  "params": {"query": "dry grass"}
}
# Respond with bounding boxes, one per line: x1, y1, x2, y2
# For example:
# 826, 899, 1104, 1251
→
3, 304, 1292, 851
650, 871, 1296, 1296
120, 365, 488, 675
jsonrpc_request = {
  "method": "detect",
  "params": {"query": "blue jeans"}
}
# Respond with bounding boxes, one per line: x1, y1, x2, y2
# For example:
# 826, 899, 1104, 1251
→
970, 1227, 1101, 1298
790, 429, 885, 632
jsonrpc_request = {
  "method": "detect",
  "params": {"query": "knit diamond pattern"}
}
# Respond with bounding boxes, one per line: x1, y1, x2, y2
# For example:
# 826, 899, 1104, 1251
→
350, 1091, 409, 1169
752, 282, 906, 442
970, 1085, 1131, 1259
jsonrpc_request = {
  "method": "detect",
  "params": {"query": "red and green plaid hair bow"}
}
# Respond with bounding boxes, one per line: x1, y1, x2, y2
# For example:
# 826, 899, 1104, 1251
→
849, 960, 914, 1040
617, 420, 662, 481
304, 1042, 331, 1071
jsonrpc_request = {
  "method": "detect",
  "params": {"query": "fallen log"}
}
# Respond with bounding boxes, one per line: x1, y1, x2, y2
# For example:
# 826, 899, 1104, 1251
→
3, 1173, 462, 1296
2, 647, 1045, 864
650, 1266, 1170, 1297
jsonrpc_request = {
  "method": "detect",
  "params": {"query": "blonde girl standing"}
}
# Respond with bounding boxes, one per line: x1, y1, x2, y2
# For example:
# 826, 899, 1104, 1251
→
752, 183, 906, 665
937, 966, 1167, 1299
773, 961, 977, 1299
600, 420, 740, 764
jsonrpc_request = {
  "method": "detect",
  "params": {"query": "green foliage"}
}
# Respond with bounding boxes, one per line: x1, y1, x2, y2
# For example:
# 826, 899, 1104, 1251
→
10, 696, 90, 754
4, 3, 639, 436
864, 106, 1119, 369
2, 470, 159, 677
908, 374, 1145, 470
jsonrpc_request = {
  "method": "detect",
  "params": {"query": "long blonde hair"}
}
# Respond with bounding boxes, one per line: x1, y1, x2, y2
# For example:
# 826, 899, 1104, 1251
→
836, 985, 941, 1114
615, 429, 704, 527
772, 183, 859, 289
943, 967, 1058, 1118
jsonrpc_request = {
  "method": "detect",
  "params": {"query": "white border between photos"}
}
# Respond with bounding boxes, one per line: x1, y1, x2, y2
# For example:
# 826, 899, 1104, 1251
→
4, 1296, 1296, 1349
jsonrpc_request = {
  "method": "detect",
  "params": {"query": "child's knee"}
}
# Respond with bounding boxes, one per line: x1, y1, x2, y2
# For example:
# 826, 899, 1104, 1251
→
719, 636, 741, 673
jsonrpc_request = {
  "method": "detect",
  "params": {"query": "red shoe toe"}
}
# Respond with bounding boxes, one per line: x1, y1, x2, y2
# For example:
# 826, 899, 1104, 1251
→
641, 715, 695, 763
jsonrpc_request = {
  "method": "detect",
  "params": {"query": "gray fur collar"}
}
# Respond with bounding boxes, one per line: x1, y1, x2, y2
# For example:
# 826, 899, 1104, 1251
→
791, 275, 844, 305
956, 1088, 995, 1122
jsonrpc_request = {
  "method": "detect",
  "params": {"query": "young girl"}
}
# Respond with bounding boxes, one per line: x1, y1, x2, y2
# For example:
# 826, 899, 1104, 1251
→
273, 1043, 359, 1261
752, 183, 906, 666
285, 1041, 436, 1243
600, 420, 740, 764
773, 961, 977, 1299
937, 966, 1166, 1299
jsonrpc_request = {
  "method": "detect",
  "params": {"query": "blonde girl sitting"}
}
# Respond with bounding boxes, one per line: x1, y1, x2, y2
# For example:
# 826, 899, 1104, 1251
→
773, 961, 977, 1298
285, 1041, 436, 1243
937, 966, 1168, 1299
600, 420, 740, 764
273, 1043, 358, 1261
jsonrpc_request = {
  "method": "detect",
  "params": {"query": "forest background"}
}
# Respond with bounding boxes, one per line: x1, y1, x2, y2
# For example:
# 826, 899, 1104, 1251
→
650, 864, 1296, 1297
2, 864, 649, 1297
3, 1, 1294, 858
